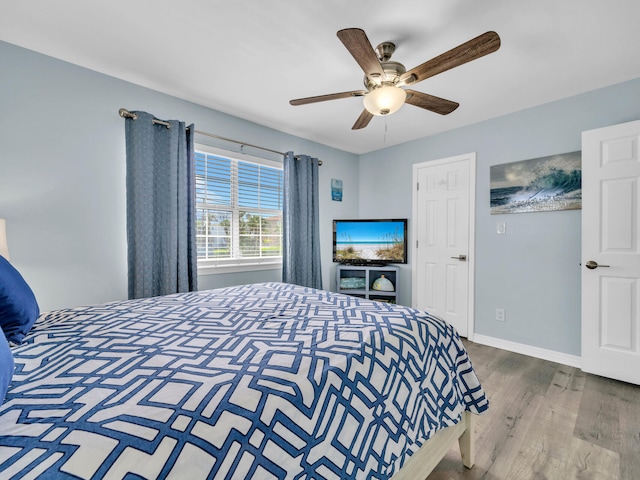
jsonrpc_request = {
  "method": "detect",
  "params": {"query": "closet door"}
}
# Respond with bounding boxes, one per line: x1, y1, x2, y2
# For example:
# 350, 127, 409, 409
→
412, 153, 475, 338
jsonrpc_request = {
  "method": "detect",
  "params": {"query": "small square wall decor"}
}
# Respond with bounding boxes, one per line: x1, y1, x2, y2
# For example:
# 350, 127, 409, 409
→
331, 178, 343, 202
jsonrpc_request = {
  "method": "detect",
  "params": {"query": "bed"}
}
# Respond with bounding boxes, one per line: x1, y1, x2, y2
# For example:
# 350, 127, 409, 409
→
0, 281, 488, 479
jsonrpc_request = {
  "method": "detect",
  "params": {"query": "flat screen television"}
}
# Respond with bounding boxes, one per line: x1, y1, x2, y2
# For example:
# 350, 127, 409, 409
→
333, 219, 408, 265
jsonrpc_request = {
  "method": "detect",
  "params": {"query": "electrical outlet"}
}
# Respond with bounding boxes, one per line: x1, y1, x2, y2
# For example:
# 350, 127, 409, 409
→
496, 308, 506, 322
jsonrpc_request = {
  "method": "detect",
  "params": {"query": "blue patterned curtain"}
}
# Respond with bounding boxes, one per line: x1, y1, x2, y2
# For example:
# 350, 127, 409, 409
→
282, 152, 322, 289
124, 111, 197, 299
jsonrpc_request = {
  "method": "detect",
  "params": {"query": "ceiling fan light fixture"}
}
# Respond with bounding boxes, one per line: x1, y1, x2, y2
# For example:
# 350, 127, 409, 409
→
363, 85, 406, 116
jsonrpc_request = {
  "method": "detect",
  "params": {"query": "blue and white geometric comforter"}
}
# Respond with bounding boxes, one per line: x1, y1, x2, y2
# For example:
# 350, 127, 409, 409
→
0, 282, 488, 479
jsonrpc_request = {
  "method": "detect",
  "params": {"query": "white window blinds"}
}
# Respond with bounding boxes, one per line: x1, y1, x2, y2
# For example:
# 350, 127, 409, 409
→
195, 146, 283, 271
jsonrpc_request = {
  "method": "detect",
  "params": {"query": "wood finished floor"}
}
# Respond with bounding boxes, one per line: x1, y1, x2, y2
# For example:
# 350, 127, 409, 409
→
428, 341, 640, 480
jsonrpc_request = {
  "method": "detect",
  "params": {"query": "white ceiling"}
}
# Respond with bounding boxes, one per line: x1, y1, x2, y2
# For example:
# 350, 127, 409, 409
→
2, 0, 640, 154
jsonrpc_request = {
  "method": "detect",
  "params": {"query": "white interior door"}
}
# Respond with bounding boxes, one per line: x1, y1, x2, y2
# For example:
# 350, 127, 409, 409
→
412, 154, 475, 338
582, 119, 640, 385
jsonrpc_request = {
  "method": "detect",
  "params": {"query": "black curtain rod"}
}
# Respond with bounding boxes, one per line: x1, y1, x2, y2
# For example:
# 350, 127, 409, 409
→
118, 108, 322, 165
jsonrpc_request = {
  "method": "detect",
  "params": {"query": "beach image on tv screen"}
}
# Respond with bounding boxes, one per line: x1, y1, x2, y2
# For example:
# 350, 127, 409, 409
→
335, 221, 405, 262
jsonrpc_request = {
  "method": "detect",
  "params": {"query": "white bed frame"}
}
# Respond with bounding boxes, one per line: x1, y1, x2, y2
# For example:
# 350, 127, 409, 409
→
392, 411, 475, 480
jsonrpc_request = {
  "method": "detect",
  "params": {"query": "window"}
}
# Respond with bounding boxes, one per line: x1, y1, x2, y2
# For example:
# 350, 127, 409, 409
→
195, 144, 283, 273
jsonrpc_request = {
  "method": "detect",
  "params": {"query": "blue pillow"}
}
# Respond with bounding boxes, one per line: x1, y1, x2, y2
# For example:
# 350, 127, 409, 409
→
0, 256, 40, 344
0, 329, 14, 403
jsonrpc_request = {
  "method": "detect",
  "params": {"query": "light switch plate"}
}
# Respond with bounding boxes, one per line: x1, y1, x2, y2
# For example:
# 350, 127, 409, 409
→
497, 222, 506, 235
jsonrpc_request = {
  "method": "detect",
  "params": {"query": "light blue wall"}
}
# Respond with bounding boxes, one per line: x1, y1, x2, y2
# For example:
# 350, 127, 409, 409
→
0, 41, 359, 311
359, 77, 640, 356
4, 39, 640, 358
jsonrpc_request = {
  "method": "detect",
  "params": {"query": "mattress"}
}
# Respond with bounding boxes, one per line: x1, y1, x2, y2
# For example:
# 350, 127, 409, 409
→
0, 282, 488, 479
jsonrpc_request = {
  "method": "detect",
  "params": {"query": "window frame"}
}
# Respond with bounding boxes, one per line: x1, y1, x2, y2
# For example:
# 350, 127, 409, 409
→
194, 143, 283, 275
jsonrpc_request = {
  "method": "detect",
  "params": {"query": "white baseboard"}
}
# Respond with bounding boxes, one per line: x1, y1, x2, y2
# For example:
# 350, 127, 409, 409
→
472, 334, 582, 369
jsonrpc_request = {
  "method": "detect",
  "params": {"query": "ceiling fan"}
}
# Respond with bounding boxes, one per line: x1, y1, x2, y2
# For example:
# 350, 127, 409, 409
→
290, 28, 501, 130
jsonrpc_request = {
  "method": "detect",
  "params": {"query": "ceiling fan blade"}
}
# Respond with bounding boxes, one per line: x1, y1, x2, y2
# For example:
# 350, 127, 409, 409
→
405, 90, 459, 115
352, 109, 374, 130
400, 31, 501, 85
290, 90, 367, 106
337, 28, 385, 80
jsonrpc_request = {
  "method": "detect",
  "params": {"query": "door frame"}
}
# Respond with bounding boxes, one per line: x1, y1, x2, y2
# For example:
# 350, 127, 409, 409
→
411, 153, 477, 339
